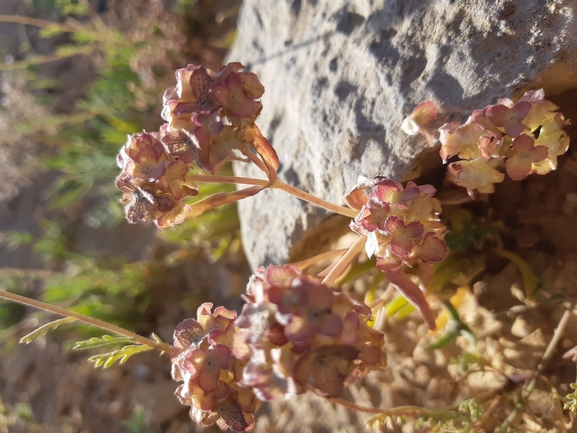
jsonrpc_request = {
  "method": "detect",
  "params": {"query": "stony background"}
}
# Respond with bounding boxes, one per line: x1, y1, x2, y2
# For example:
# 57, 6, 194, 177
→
229, 0, 577, 269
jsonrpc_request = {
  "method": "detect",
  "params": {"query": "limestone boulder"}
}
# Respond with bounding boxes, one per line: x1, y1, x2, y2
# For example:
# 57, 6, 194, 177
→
228, 0, 577, 269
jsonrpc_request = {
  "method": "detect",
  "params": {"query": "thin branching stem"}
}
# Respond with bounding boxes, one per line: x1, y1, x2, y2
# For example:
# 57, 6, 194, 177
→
245, 149, 271, 177
272, 180, 359, 218
188, 174, 270, 187
0, 46, 96, 71
496, 307, 571, 433
0, 14, 77, 31
287, 248, 348, 270
0, 290, 175, 354
321, 236, 365, 286
329, 396, 439, 416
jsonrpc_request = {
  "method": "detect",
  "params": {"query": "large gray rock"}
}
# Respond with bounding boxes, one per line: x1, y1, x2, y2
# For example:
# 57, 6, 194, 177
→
229, 0, 577, 270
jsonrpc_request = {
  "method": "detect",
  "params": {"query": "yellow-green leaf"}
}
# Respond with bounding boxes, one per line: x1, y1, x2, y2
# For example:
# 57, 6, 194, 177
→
20, 316, 76, 344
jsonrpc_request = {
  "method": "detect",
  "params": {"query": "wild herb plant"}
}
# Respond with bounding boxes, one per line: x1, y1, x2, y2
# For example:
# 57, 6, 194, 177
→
1, 56, 575, 431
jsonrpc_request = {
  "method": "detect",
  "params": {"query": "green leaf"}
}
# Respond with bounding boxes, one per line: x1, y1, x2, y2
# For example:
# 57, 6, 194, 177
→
20, 316, 76, 344
385, 294, 409, 317
492, 247, 541, 296
88, 344, 153, 368
365, 414, 391, 430
73, 334, 135, 350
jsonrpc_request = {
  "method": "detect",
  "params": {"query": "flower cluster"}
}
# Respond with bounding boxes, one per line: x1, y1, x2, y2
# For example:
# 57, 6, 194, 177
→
347, 177, 448, 273
161, 62, 269, 174
116, 132, 199, 228
439, 89, 570, 195
171, 303, 261, 431
234, 265, 385, 401
116, 63, 279, 228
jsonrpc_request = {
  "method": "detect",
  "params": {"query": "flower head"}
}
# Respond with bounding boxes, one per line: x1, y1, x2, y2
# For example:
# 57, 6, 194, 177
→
447, 158, 505, 195
235, 265, 385, 400
486, 101, 531, 137
347, 177, 447, 268
401, 101, 437, 142
505, 134, 548, 180
171, 303, 261, 432
432, 89, 569, 195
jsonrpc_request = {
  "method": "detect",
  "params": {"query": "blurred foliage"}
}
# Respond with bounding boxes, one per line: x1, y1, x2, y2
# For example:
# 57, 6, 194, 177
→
0, 397, 42, 433
122, 406, 153, 433
0, 0, 243, 339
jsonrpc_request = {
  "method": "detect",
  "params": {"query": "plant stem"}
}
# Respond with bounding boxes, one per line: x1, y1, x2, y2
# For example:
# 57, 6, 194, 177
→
496, 307, 571, 433
0, 290, 175, 354
188, 174, 270, 187
0, 268, 54, 278
0, 14, 77, 31
287, 248, 348, 270
245, 149, 271, 177
271, 180, 358, 218
191, 174, 360, 218
329, 396, 438, 416
0, 46, 96, 71
321, 236, 365, 286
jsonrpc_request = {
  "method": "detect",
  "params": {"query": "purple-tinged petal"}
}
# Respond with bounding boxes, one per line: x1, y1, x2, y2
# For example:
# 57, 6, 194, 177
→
506, 134, 549, 180
318, 313, 343, 338
210, 72, 258, 118
266, 265, 300, 287
340, 312, 361, 345
198, 345, 231, 392
471, 109, 502, 139
386, 217, 423, 258
376, 180, 401, 203
285, 315, 311, 341
487, 101, 530, 137
415, 233, 448, 263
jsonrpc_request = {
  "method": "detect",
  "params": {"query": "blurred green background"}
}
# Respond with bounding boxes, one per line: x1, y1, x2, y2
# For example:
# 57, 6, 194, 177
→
0, 1, 246, 432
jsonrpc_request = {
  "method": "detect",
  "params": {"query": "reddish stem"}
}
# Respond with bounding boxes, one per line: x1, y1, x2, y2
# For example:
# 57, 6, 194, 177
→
384, 269, 436, 330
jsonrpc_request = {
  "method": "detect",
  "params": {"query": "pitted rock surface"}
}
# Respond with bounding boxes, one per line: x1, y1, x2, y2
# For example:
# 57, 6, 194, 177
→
229, 0, 577, 269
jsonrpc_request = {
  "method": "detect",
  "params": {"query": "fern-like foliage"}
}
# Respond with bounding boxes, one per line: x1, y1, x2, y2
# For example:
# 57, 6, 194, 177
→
87, 344, 153, 368
365, 414, 395, 430
415, 399, 482, 433
20, 317, 77, 344
75, 333, 163, 368
564, 382, 577, 411
73, 334, 136, 350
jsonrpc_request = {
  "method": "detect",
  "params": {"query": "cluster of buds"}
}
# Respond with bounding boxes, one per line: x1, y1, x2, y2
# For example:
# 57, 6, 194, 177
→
439, 89, 570, 195
346, 177, 448, 329
171, 303, 261, 431
116, 63, 279, 228
234, 265, 385, 401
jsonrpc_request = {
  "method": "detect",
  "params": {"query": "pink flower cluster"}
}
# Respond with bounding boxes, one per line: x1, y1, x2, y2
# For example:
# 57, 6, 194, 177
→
234, 265, 385, 400
171, 303, 261, 431
170, 267, 385, 430
116, 63, 278, 227
161, 62, 266, 174
439, 89, 570, 195
116, 132, 199, 228
347, 177, 448, 273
